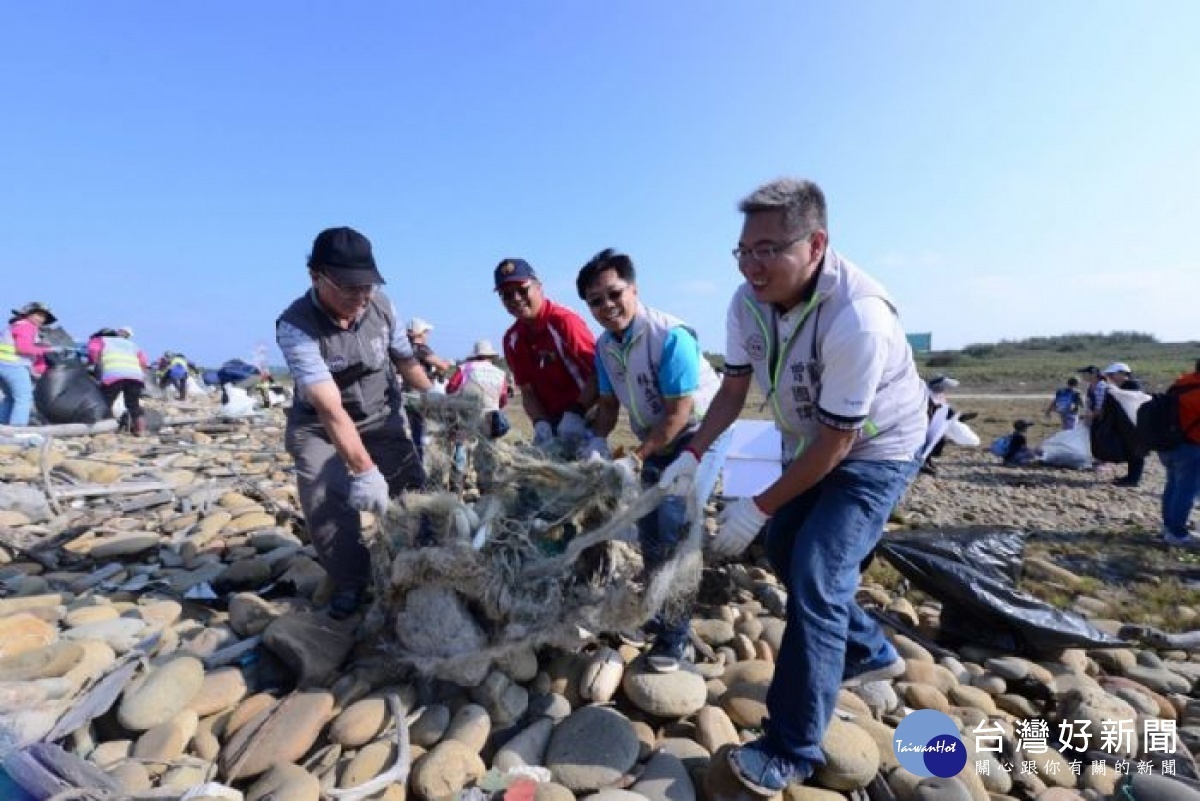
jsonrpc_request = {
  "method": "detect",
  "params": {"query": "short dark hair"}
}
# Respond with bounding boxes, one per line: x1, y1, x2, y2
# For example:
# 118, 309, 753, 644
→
738, 178, 828, 237
576, 248, 636, 299
1067, 377, 1079, 387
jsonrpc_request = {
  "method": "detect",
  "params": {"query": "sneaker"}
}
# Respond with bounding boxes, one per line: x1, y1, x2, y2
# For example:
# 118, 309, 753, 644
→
645, 640, 686, 674
727, 738, 812, 795
842, 655, 906, 687
327, 587, 366, 620
618, 629, 648, 648
1162, 530, 1196, 547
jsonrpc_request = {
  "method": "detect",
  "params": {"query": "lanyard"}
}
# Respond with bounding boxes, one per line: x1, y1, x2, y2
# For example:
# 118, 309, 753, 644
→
743, 293, 822, 435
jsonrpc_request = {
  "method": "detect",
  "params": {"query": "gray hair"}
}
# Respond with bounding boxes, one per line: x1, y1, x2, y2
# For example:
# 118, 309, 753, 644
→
738, 178, 827, 237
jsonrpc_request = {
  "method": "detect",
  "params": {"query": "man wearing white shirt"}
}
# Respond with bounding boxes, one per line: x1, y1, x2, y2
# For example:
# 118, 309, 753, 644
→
659, 178, 925, 793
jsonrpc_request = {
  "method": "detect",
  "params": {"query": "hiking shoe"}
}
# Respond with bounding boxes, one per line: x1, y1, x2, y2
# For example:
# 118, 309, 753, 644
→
1163, 530, 1196, 547
1112, 477, 1140, 487
843, 655, 906, 687
646, 640, 687, 674
727, 738, 813, 795
327, 587, 366, 620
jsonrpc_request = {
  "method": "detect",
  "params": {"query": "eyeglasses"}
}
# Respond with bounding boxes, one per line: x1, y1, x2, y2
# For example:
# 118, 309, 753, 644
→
732, 235, 808, 264
499, 283, 535, 302
585, 285, 629, 308
319, 273, 378, 299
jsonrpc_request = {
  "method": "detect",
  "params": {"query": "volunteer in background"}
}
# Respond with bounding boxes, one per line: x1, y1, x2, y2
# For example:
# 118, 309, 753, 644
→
87, 326, 149, 435
0, 301, 57, 426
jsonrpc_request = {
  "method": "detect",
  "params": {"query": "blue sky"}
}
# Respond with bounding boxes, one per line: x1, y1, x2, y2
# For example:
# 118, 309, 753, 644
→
2, 2, 1198, 368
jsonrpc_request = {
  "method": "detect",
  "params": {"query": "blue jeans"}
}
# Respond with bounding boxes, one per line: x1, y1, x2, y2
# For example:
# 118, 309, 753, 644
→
1161, 444, 1200, 538
0, 362, 34, 426
762, 456, 919, 766
638, 443, 695, 653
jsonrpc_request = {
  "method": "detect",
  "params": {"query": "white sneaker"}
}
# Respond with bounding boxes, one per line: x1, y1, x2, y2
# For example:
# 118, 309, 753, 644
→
843, 657, 906, 687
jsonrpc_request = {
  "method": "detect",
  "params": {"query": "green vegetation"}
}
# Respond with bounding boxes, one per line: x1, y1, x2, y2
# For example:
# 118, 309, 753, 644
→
917, 332, 1199, 391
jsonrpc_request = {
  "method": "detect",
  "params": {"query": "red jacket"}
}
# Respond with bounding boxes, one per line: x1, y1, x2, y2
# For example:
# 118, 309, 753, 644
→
502, 299, 595, 422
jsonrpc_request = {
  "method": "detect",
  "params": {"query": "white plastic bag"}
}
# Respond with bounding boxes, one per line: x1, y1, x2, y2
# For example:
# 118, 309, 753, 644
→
1039, 425, 1092, 469
219, 384, 258, 418
944, 419, 981, 447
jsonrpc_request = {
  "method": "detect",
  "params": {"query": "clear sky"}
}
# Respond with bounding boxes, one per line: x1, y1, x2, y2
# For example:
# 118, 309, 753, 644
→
2, 2, 1198, 368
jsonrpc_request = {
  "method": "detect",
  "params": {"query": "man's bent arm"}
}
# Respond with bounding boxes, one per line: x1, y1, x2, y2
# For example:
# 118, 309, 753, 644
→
308, 381, 374, 475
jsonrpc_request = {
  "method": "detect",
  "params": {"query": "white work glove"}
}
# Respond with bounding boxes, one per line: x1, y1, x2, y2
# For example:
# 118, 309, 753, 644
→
712, 498, 770, 558
579, 436, 610, 461
348, 466, 390, 515
532, 420, 554, 446
557, 411, 589, 442
612, 455, 642, 489
657, 448, 700, 496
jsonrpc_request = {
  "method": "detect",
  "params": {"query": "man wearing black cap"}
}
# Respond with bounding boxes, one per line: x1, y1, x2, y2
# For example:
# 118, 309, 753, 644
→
276, 226, 433, 619
494, 258, 597, 445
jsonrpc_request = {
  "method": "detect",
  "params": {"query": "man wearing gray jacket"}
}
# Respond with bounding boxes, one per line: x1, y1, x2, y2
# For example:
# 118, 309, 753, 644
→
276, 226, 432, 619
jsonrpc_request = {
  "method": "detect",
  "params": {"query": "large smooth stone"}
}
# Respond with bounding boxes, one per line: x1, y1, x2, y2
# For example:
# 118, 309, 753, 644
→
246, 764, 321, 801
187, 667, 249, 717
813, 718, 880, 791
263, 612, 355, 687
411, 739, 486, 800
1120, 774, 1200, 801
118, 656, 205, 731
330, 696, 391, 748
494, 717, 554, 771
622, 665, 707, 718
444, 703, 491, 754
545, 706, 640, 792
631, 750, 695, 801
89, 532, 161, 558
220, 690, 334, 780
133, 709, 200, 763
0, 641, 83, 682
0, 613, 57, 659
696, 705, 740, 754
913, 776, 974, 800
721, 678, 769, 728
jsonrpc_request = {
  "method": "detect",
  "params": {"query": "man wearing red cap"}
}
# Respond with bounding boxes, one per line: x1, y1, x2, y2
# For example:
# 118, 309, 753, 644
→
494, 258, 597, 445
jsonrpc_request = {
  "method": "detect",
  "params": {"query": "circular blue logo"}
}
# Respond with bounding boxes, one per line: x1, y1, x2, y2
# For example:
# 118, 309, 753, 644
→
892, 709, 967, 778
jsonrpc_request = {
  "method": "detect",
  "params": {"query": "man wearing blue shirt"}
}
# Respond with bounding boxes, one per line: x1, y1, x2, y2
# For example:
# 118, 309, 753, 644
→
576, 248, 721, 672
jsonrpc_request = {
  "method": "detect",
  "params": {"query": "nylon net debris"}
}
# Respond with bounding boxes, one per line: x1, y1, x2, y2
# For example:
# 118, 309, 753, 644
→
362, 392, 703, 685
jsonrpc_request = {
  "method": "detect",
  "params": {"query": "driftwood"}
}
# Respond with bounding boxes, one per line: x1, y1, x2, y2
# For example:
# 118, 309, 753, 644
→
0, 420, 119, 438
51, 481, 172, 500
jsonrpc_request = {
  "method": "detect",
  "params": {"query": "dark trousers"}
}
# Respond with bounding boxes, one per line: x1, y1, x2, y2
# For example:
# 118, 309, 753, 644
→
286, 416, 425, 594
1124, 455, 1145, 484
160, 374, 187, 400
102, 380, 144, 425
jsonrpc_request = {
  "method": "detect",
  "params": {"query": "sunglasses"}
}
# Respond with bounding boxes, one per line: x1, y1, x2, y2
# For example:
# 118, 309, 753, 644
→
499, 283, 535, 302
319, 273, 377, 299
586, 284, 629, 308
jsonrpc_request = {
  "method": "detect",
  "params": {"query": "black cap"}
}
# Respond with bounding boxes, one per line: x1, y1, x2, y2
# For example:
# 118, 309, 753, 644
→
1078, 365, 1099, 375
307, 227, 385, 286
1014, 419, 1033, 431
493, 258, 538, 291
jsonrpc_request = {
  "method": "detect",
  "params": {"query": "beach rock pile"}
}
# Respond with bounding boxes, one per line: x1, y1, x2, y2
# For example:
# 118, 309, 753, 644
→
1, 412, 1199, 800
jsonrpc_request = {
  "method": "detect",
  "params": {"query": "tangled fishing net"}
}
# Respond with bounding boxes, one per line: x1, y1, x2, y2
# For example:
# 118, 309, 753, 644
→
362, 392, 704, 685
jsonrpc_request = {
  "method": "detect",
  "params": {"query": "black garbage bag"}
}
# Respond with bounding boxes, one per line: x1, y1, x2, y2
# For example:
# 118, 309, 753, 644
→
34, 352, 111, 424
877, 527, 1125, 656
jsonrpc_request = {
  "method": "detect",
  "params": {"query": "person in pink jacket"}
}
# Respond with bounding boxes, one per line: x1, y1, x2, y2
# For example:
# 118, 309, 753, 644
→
87, 326, 150, 435
0, 301, 56, 426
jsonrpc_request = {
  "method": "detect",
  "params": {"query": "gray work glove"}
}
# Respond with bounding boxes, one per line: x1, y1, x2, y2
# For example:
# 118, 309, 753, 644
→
348, 465, 390, 515
532, 420, 554, 446
557, 411, 589, 442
